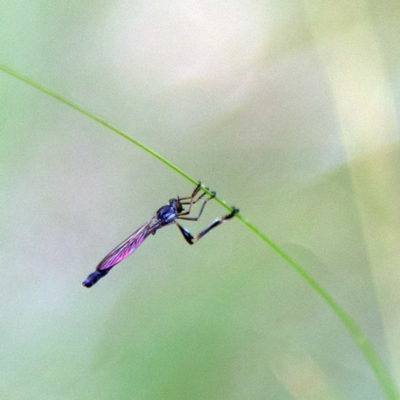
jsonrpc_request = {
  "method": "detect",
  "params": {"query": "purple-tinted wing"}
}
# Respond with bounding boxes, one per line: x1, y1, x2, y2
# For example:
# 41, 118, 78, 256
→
82, 217, 162, 288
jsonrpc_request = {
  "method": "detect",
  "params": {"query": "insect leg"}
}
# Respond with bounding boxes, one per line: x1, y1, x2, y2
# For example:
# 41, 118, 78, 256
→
178, 181, 202, 201
179, 184, 215, 216
177, 190, 215, 220
175, 207, 239, 245
179, 189, 208, 205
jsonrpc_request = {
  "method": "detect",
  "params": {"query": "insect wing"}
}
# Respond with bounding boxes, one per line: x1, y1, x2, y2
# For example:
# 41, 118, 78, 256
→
96, 219, 161, 272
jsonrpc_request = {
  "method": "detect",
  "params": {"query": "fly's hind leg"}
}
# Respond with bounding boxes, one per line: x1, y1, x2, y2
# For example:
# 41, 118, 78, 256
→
175, 207, 239, 245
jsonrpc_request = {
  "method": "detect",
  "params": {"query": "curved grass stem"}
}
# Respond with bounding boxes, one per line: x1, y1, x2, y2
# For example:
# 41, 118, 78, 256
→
1, 63, 398, 399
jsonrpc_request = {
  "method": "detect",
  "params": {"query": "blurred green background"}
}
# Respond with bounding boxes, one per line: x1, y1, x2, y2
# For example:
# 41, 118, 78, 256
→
2, 1, 400, 399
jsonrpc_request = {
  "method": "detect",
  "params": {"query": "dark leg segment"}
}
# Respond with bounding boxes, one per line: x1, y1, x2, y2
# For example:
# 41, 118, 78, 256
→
176, 207, 239, 245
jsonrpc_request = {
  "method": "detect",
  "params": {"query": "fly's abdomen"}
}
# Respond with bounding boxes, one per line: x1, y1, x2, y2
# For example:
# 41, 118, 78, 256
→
82, 269, 109, 288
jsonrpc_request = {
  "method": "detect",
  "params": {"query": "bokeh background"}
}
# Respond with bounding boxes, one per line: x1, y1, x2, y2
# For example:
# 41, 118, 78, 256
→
1, 1, 400, 399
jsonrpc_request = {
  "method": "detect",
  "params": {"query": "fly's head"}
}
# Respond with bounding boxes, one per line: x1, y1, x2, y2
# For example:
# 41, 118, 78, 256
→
169, 198, 184, 213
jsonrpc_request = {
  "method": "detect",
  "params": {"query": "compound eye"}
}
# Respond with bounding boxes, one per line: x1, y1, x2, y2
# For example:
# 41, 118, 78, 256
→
175, 200, 183, 213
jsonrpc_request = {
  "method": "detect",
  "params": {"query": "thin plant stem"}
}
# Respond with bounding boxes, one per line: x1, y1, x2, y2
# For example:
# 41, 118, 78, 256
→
0, 64, 398, 399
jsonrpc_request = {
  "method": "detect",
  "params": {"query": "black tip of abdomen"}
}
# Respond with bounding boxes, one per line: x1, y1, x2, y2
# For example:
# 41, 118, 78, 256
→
82, 270, 109, 288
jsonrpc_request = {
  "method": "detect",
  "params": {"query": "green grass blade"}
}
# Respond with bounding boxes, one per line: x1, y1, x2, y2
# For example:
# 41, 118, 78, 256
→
1, 63, 398, 399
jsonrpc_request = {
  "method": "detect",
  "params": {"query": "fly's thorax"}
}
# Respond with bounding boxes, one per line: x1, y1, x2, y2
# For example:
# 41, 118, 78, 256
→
157, 203, 178, 224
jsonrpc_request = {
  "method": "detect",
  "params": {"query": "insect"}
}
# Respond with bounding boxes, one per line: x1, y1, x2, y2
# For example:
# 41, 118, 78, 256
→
82, 182, 239, 288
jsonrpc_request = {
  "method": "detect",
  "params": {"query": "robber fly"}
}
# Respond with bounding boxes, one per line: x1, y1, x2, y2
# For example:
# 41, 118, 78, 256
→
82, 182, 238, 288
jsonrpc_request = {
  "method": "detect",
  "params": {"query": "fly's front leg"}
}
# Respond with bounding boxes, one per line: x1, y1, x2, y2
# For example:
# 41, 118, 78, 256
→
179, 182, 213, 216
178, 190, 216, 220
175, 207, 239, 245
178, 181, 202, 202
